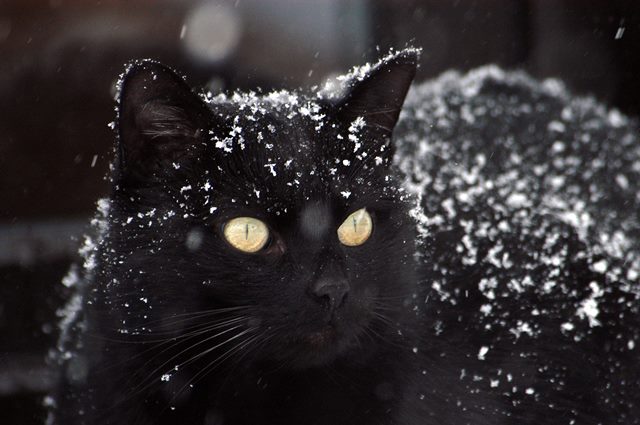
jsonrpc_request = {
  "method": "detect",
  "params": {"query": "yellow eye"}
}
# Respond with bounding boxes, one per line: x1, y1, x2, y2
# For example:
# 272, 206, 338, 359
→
223, 217, 269, 253
337, 208, 373, 247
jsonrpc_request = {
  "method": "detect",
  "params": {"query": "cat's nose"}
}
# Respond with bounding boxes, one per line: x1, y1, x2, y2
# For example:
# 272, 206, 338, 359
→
311, 278, 349, 313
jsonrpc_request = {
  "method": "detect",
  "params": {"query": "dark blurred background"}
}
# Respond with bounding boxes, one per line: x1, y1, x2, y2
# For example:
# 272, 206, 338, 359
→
1, 0, 640, 423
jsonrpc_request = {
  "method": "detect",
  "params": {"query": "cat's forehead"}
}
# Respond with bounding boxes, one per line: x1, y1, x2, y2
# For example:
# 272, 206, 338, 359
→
196, 91, 385, 213
207, 90, 326, 127
204, 91, 346, 183
207, 90, 330, 154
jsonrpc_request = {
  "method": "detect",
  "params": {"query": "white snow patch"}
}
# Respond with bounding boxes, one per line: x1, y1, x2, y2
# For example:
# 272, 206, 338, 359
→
477, 346, 489, 360
264, 163, 277, 176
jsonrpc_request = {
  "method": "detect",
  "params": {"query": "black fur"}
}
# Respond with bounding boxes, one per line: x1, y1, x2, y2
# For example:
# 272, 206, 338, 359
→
48, 50, 640, 425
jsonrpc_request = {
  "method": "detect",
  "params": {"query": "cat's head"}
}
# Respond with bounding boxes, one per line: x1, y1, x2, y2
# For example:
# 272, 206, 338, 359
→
106, 49, 419, 369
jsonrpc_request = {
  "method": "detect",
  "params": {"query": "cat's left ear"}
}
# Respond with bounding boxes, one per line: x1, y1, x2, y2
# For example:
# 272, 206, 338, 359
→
336, 49, 419, 137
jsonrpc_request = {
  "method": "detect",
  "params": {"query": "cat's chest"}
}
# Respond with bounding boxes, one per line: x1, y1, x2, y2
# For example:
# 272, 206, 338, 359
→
204, 361, 411, 425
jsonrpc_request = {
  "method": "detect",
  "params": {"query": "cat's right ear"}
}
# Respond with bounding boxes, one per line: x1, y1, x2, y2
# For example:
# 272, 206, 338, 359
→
116, 60, 209, 182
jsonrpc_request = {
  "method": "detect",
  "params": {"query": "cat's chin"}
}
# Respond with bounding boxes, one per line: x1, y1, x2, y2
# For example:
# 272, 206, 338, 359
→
275, 324, 365, 369
306, 327, 336, 347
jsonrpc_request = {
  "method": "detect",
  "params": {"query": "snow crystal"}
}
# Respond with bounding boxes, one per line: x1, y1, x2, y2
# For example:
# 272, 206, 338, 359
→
576, 282, 604, 327
479, 304, 492, 316
61, 266, 80, 288
264, 163, 277, 176
547, 120, 565, 133
43, 395, 56, 408
560, 322, 575, 332
477, 346, 489, 360
441, 198, 456, 219
348, 117, 366, 152
478, 277, 497, 300
592, 260, 608, 274
615, 174, 629, 190
510, 321, 534, 339
607, 109, 625, 127
505, 193, 529, 209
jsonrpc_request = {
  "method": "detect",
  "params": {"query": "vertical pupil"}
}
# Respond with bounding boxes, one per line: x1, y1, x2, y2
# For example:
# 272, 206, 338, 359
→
353, 217, 358, 232
245, 223, 249, 240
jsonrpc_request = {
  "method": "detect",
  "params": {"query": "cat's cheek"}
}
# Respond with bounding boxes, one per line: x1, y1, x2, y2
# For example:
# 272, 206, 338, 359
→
359, 285, 379, 307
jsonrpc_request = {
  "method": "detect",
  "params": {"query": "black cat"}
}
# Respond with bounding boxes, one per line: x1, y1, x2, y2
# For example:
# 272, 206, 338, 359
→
47, 49, 639, 425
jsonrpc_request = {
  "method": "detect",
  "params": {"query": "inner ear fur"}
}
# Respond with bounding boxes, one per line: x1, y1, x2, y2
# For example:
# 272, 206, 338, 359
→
117, 60, 210, 179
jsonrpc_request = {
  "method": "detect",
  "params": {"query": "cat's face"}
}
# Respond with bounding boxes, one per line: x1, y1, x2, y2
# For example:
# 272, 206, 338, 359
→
107, 51, 419, 368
